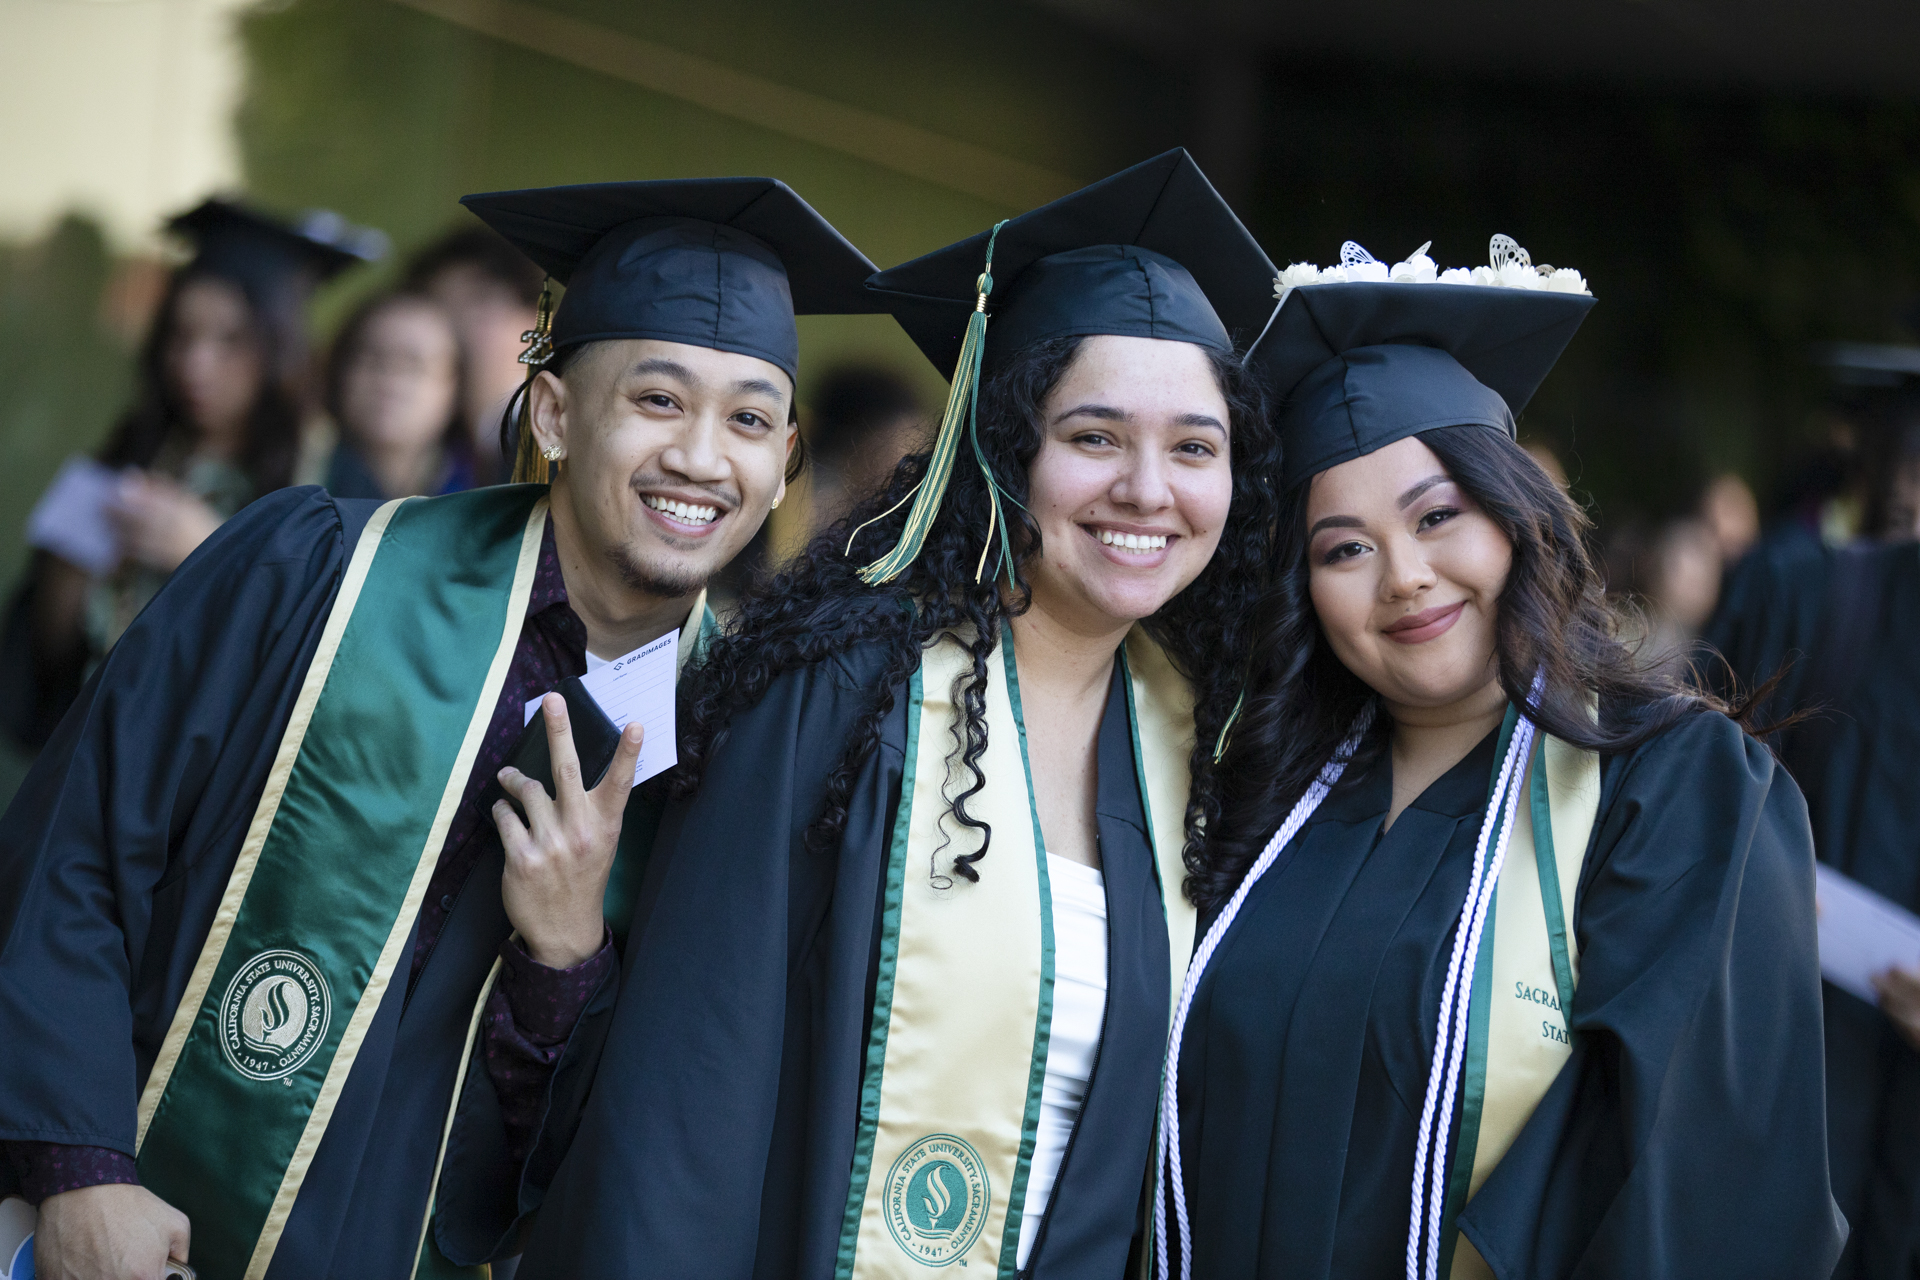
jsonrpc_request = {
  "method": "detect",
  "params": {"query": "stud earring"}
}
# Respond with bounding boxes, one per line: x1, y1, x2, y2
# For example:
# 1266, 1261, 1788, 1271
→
770, 495, 782, 510
541, 444, 564, 462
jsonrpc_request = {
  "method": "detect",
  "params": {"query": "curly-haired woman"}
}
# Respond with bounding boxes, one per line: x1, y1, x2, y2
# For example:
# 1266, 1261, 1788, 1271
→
509, 151, 1280, 1279
1159, 249, 1846, 1279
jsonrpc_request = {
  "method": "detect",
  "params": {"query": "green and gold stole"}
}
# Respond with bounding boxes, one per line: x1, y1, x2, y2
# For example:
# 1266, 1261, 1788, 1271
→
130, 485, 711, 1280
835, 626, 1197, 1280
1445, 712, 1602, 1280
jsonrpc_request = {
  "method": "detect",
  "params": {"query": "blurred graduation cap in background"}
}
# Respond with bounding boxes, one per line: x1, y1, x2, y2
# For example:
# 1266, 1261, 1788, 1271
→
167, 198, 386, 301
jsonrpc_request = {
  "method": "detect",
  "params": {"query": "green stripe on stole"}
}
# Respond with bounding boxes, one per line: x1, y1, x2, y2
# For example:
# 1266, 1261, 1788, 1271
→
837, 625, 1197, 1279
1441, 712, 1601, 1280
133, 486, 550, 1280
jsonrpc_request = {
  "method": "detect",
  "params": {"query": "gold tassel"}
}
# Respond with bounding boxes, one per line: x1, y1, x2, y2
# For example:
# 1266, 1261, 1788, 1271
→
511, 280, 557, 485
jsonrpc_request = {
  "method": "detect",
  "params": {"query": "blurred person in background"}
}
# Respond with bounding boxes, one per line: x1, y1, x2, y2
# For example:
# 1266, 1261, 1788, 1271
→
321, 290, 475, 500
1700, 470, 1761, 563
1607, 514, 1725, 670
1856, 392, 1920, 544
0, 199, 377, 751
800, 364, 927, 532
711, 363, 927, 603
1704, 360, 1920, 1279
1602, 472, 1760, 675
405, 225, 546, 483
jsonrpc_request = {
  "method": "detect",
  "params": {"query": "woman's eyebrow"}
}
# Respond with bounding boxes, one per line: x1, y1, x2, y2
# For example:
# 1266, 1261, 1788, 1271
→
1309, 514, 1365, 536
1052, 402, 1127, 424
1397, 474, 1450, 509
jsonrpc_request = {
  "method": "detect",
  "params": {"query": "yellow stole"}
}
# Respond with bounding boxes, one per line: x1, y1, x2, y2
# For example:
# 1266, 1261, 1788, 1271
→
836, 627, 1196, 1279
1450, 733, 1601, 1279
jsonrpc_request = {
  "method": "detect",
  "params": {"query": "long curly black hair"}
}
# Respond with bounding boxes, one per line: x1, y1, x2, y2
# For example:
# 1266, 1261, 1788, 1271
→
672, 334, 1279, 885
1189, 423, 1757, 914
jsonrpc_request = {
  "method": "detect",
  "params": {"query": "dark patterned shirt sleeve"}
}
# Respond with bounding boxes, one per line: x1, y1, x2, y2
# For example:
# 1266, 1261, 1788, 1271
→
2, 1142, 139, 1204
482, 931, 614, 1164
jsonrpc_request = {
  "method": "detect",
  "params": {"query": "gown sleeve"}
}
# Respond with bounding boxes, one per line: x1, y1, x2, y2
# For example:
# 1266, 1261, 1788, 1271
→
509, 645, 903, 1279
0, 488, 348, 1176
1457, 709, 1848, 1279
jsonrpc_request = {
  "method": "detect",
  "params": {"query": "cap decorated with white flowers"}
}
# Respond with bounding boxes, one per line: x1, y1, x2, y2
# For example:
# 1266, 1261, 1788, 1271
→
1248, 235, 1596, 489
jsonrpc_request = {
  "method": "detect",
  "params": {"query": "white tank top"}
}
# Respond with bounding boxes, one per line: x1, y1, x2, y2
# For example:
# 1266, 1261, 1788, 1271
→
1016, 854, 1110, 1268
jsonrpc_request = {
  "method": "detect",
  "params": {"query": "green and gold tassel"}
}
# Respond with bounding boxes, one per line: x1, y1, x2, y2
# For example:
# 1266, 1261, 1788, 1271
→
852, 221, 1021, 586
1212, 689, 1246, 762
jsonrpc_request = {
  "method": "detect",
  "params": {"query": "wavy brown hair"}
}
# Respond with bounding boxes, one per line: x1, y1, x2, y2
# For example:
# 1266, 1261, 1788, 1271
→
672, 334, 1278, 884
1189, 424, 1752, 913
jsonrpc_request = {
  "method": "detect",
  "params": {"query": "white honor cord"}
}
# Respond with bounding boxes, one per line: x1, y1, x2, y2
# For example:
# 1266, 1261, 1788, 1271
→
1405, 696, 1540, 1280
1153, 723, 1369, 1280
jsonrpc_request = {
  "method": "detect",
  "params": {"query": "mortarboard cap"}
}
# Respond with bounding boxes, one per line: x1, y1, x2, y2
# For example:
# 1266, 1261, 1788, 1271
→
167, 198, 385, 299
460, 178, 881, 385
867, 148, 1275, 377
1248, 242, 1595, 490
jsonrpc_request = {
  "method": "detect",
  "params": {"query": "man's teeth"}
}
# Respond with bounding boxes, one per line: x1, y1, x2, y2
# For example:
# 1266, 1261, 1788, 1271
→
1097, 529, 1168, 552
644, 496, 720, 526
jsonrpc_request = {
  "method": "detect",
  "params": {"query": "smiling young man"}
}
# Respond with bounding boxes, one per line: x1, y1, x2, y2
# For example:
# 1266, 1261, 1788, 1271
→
0, 178, 879, 1280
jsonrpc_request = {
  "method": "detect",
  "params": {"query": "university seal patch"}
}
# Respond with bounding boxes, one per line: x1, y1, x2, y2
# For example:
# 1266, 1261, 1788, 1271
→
218, 949, 331, 1081
883, 1134, 991, 1265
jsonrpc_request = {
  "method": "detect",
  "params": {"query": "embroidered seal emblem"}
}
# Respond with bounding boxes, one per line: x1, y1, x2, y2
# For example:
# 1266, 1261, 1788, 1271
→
883, 1134, 991, 1265
218, 949, 331, 1081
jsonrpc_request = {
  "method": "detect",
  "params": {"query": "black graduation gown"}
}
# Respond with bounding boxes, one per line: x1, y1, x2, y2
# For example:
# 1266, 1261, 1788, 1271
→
1706, 539, 1920, 1279
0, 486, 607, 1278
1174, 710, 1845, 1279
513, 637, 1175, 1279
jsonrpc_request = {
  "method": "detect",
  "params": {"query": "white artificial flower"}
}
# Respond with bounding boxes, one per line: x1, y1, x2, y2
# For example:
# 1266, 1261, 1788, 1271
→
1438, 267, 1475, 286
1542, 267, 1590, 295
1495, 260, 1541, 290
1349, 261, 1390, 283
1470, 266, 1499, 287
1391, 254, 1438, 283
1317, 265, 1352, 284
1272, 262, 1322, 299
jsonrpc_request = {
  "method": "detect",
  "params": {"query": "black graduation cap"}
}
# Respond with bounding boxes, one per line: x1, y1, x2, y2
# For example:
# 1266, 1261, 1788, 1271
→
866, 148, 1276, 376
460, 178, 881, 385
168, 198, 384, 298
1248, 279, 1596, 490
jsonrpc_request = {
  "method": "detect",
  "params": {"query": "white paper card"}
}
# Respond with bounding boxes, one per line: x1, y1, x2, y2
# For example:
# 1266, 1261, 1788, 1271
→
1815, 863, 1920, 1003
525, 629, 679, 786
0, 1196, 34, 1280
25, 456, 121, 575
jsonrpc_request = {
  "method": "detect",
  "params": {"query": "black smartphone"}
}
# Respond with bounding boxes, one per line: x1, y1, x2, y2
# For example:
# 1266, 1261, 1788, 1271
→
484, 675, 623, 821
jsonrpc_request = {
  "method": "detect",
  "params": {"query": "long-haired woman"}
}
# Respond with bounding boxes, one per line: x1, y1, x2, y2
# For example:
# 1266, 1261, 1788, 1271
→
10, 200, 374, 746
511, 151, 1281, 1279
1160, 244, 1845, 1279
